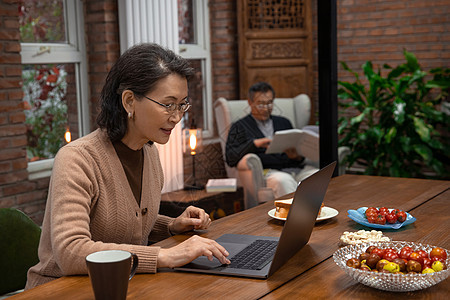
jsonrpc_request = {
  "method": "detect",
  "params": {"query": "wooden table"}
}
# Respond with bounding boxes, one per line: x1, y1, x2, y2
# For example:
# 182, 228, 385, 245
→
10, 175, 450, 299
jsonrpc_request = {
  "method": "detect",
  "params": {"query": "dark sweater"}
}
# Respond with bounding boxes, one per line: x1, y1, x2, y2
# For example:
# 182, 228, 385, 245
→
225, 114, 304, 170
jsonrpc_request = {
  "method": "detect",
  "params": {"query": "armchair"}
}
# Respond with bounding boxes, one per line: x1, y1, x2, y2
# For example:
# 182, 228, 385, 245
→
215, 94, 321, 209
215, 94, 350, 209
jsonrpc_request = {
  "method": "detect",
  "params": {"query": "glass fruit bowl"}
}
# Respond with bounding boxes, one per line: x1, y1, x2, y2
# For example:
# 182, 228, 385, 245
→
333, 241, 450, 292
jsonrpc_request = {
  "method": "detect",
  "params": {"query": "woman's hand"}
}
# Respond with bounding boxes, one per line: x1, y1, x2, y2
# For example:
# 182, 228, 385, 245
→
157, 235, 231, 268
254, 137, 272, 148
169, 206, 211, 235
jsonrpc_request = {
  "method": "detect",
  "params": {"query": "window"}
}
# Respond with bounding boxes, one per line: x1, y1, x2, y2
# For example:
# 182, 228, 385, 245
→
178, 0, 212, 137
19, 0, 89, 179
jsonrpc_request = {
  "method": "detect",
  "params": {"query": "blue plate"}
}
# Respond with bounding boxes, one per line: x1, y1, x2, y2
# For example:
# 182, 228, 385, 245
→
347, 207, 416, 230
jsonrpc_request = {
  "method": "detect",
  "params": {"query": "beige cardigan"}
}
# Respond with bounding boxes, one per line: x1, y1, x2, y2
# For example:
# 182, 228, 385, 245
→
26, 129, 173, 289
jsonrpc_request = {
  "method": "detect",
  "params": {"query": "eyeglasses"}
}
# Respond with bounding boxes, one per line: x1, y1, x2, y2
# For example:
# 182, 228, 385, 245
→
140, 94, 191, 114
254, 101, 274, 110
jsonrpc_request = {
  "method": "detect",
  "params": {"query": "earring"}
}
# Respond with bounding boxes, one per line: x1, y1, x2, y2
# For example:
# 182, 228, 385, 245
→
128, 112, 133, 119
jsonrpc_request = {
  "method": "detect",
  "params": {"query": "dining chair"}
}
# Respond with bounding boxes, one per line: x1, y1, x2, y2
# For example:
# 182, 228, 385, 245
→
0, 208, 41, 297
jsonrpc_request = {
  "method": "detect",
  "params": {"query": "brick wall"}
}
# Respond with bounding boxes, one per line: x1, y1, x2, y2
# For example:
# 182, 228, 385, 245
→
0, 0, 48, 224
84, 0, 120, 130
0, 0, 120, 225
336, 0, 450, 87
209, 0, 240, 102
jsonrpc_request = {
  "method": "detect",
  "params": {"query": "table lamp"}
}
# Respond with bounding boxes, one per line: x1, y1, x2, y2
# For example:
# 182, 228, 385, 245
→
183, 127, 203, 190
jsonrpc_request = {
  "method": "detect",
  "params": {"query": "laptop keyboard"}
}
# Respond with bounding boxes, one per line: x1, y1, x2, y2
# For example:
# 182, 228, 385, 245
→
228, 239, 278, 270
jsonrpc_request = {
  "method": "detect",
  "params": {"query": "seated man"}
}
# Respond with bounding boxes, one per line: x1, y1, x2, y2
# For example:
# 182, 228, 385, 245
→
225, 82, 315, 198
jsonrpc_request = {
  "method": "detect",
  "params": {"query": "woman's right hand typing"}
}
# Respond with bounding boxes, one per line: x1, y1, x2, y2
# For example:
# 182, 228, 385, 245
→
157, 235, 230, 269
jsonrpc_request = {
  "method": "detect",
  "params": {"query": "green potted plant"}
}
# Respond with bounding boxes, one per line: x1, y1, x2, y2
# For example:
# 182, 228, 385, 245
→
338, 50, 450, 179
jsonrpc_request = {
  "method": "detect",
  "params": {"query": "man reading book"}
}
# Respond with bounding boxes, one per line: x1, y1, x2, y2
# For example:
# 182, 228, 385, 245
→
225, 82, 317, 198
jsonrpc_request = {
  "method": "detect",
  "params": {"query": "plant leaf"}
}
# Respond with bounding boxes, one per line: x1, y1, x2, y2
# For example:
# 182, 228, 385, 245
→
428, 138, 444, 150
385, 127, 397, 143
388, 65, 406, 80
340, 61, 360, 80
426, 79, 450, 89
338, 81, 365, 104
350, 114, 364, 126
413, 144, 433, 163
362, 61, 375, 79
413, 117, 431, 142
403, 50, 420, 72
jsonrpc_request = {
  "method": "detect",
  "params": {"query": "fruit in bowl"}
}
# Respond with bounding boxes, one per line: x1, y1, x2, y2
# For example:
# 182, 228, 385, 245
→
346, 245, 447, 274
333, 241, 450, 292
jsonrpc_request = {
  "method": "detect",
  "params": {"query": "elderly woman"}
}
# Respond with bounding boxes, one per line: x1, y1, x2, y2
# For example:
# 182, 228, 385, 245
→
26, 43, 230, 289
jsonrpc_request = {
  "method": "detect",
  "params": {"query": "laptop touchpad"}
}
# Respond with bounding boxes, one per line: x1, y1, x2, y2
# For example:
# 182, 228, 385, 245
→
182, 242, 248, 269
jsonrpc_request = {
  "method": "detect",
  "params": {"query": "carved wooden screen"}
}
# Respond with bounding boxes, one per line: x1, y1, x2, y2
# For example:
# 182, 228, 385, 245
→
237, 0, 313, 104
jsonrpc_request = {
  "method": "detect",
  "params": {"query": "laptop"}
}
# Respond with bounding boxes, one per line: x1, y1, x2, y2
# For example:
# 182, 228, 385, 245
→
175, 161, 336, 279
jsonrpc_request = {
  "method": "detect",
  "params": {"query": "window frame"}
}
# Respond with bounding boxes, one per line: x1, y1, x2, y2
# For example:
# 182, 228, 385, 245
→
20, 0, 89, 179
178, 0, 213, 138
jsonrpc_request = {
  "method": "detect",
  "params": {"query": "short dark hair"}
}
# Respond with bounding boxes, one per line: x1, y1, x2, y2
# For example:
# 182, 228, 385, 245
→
248, 81, 275, 101
96, 43, 194, 142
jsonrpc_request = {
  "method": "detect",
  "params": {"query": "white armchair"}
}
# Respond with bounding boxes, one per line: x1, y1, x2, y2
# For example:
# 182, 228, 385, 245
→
215, 94, 324, 209
215, 94, 351, 209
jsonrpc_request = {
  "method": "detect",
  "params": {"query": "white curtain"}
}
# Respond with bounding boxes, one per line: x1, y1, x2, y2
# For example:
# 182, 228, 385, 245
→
118, 0, 184, 193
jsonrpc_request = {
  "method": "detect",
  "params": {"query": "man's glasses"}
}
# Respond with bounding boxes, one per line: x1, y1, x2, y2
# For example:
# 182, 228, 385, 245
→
140, 94, 192, 114
254, 101, 274, 110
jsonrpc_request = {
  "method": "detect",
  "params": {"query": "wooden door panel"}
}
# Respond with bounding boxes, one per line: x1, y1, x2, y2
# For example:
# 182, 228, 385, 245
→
245, 39, 308, 62
247, 66, 307, 98
238, 0, 313, 119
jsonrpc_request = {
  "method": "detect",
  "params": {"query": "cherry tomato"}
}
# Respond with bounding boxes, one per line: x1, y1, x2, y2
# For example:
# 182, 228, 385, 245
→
372, 248, 385, 258
430, 247, 448, 260
367, 215, 377, 224
378, 207, 390, 216
397, 211, 407, 222
385, 248, 397, 253
383, 251, 399, 262
375, 214, 386, 225
417, 249, 429, 260
422, 257, 432, 268
399, 246, 413, 260
365, 210, 378, 220
409, 252, 422, 263
365, 207, 378, 217
431, 256, 446, 263
384, 248, 398, 257
385, 212, 398, 224
391, 208, 401, 215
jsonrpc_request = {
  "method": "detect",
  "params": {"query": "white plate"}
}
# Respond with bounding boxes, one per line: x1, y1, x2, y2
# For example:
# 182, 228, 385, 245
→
268, 206, 339, 222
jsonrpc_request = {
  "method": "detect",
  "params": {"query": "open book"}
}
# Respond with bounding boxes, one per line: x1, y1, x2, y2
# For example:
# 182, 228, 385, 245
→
265, 128, 319, 162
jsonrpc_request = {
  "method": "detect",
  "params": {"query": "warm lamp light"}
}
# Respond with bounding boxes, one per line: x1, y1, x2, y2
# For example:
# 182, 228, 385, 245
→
64, 129, 71, 143
183, 128, 203, 190
189, 133, 197, 155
